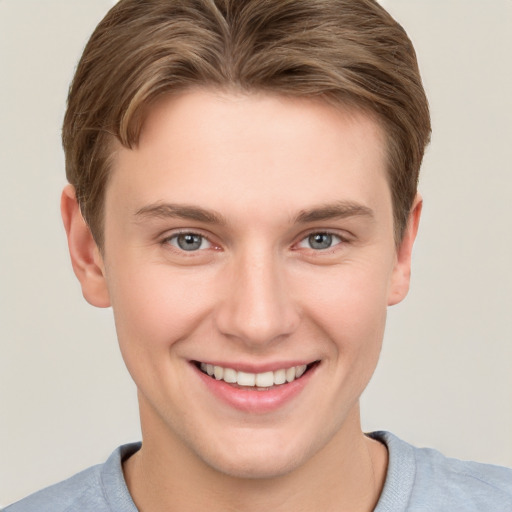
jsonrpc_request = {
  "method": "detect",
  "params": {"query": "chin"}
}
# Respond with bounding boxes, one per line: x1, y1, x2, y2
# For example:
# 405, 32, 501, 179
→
194, 431, 312, 480
207, 451, 302, 480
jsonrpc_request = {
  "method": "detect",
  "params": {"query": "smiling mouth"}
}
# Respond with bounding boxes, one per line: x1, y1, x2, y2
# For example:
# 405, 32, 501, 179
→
194, 361, 319, 390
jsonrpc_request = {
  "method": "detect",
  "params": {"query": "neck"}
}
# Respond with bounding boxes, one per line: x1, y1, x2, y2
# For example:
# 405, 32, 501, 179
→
123, 402, 388, 512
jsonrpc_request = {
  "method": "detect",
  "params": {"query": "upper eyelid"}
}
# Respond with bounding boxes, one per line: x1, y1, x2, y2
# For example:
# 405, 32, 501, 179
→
296, 231, 343, 246
296, 228, 350, 242
160, 230, 213, 249
161, 228, 213, 242
170, 232, 211, 248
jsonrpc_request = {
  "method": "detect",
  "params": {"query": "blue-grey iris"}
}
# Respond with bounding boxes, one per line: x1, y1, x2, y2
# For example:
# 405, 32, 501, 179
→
177, 234, 203, 251
309, 233, 333, 250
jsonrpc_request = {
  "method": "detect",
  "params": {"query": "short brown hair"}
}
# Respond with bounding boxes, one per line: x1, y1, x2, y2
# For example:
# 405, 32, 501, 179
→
63, 0, 431, 248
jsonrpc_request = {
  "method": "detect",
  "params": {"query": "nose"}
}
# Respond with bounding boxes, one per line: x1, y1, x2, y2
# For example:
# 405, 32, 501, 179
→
214, 249, 300, 348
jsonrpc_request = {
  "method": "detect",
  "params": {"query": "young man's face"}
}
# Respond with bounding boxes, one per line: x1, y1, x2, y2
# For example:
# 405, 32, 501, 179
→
67, 89, 418, 478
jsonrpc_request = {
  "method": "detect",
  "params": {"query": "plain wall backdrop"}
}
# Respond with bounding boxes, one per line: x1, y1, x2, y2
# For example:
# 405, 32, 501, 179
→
1, 0, 511, 506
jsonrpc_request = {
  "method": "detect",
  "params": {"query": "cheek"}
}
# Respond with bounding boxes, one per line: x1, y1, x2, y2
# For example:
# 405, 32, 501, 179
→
297, 260, 391, 389
106, 264, 220, 405
301, 261, 391, 340
106, 261, 216, 354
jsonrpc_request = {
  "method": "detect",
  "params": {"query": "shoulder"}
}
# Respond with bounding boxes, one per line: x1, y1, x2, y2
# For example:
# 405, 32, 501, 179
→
411, 441, 512, 510
3, 464, 104, 512
371, 431, 512, 512
3, 443, 140, 512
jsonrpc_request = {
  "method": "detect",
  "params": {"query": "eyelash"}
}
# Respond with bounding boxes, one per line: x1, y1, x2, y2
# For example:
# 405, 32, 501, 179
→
296, 232, 345, 252
161, 230, 215, 253
161, 230, 349, 254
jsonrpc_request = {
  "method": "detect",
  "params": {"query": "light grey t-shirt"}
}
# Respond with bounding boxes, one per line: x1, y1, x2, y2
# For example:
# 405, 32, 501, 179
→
4, 432, 512, 511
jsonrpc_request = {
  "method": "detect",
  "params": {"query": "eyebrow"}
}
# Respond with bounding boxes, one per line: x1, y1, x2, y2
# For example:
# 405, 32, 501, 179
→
134, 200, 374, 226
135, 203, 227, 225
293, 201, 375, 224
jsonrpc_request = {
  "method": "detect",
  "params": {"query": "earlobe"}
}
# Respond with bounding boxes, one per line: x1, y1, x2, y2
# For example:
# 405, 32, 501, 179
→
387, 194, 422, 306
61, 184, 111, 308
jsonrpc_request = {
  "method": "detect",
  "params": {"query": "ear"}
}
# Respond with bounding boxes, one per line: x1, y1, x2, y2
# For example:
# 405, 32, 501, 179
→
387, 194, 422, 306
61, 184, 111, 308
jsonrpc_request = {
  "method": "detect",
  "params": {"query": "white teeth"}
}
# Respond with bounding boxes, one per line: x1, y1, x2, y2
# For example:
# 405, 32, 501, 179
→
200, 363, 312, 387
295, 365, 307, 378
274, 369, 286, 385
285, 367, 296, 382
237, 371, 256, 386
223, 367, 237, 383
255, 371, 274, 387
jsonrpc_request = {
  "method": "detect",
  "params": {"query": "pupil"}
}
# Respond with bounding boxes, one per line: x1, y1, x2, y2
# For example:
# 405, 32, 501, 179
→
309, 233, 332, 250
177, 234, 202, 251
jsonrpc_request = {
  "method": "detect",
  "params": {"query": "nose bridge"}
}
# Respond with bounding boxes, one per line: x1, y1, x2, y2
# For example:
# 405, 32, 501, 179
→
215, 244, 299, 346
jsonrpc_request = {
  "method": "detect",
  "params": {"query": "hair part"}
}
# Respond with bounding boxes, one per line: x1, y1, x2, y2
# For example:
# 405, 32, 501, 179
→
63, 0, 431, 248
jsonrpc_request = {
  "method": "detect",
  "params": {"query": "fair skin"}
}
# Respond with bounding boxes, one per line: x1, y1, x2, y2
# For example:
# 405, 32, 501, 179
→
62, 89, 421, 512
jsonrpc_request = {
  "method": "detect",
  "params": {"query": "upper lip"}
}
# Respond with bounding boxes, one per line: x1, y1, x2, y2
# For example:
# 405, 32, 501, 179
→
192, 359, 318, 373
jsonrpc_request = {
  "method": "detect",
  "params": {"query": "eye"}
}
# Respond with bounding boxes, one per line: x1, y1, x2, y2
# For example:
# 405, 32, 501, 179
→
166, 233, 212, 252
298, 232, 343, 250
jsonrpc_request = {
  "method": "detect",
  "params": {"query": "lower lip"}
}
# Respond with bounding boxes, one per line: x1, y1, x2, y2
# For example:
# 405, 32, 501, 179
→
192, 364, 317, 414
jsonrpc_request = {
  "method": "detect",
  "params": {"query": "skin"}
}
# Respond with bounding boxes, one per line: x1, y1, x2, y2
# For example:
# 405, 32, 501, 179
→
62, 89, 421, 512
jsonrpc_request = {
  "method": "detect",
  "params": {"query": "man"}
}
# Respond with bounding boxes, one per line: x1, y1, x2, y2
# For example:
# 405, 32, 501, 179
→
5, 0, 511, 511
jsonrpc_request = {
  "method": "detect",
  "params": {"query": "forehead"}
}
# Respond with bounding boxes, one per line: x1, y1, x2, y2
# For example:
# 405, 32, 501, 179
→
107, 89, 391, 224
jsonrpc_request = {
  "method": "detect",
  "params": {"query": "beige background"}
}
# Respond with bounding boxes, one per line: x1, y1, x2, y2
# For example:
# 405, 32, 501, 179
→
1, 0, 511, 506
